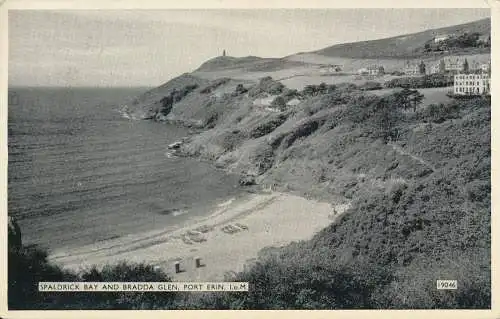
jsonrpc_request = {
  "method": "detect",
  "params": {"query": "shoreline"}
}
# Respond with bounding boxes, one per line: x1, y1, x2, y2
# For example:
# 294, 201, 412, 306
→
48, 190, 349, 281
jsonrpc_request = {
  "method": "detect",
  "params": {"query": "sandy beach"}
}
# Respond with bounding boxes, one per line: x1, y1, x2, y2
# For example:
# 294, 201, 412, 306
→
48, 191, 349, 281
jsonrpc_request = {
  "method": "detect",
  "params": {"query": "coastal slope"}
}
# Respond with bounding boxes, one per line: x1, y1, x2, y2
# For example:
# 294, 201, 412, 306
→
89, 18, 492, 308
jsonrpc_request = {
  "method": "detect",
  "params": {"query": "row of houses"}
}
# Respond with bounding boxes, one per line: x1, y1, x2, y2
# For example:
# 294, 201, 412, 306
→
404, 57, 491, 96
322, 56, 489, 78
403, 57, 490, 76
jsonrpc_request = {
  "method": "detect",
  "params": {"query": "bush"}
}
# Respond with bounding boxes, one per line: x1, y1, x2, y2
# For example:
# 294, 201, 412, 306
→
249, 114, 288, 138
339, 94, 404, 142
198, 251, 394, 309
9, 243, 180, 310
78, 262, 178, 310
9, 245, 78, 309
200, 78, 230, 94
301, 83, 336, 97
271, 96, 287, 111
417, 102, 460, 123
282, 88, 300, 102
359, 81, 382, 91
234, 84, 248, 95
248, 77, 285, 97
385, 74, 452, 89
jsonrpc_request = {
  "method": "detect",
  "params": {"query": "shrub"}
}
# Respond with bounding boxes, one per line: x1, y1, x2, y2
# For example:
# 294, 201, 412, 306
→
384, 74, 452, 89
9, 243, 180, 310
8, 245, 78, 309
200, 78, 230, 94
234, 84, 248, 95
417, 102, 460, 123
78, 262, 178, 310
248, 77, 285, 97
301, 83, 335, 97
249, 114, 288, 138
359, 81, 382, 91
271, 96, 287, 111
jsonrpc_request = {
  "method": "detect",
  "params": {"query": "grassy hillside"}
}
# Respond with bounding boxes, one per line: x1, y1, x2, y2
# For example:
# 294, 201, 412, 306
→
13, 75, 490, 309
171, 77, 490, 309
196, 56, 309, 73
313, 18, 490, 59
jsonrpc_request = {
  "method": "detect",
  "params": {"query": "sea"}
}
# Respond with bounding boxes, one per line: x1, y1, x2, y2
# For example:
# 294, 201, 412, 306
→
8, 87, 243, 252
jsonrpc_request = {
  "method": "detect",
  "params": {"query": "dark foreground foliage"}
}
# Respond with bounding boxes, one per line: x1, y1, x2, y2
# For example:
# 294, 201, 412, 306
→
8, 245, 179, 310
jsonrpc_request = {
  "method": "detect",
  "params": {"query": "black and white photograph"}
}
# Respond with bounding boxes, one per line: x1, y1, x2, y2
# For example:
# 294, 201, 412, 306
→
3, 3, 495, 313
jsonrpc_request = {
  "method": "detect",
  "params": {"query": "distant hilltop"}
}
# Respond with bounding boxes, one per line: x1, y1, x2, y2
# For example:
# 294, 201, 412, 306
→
196, 55, 310, 73
313, 18, 490, 59
191, 18, 490, 77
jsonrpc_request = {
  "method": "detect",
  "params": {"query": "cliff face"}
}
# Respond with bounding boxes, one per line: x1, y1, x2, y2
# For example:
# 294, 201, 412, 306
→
8, 216, 22, 250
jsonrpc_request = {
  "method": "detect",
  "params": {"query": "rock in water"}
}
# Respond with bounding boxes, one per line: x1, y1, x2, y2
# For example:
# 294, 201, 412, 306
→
8, 216, 22, 250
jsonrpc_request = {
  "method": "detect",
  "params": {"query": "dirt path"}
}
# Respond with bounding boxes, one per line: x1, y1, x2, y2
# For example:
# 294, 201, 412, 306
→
388, 142, 436, 171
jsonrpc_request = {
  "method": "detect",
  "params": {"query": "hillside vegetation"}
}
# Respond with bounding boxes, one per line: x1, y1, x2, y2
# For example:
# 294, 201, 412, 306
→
12, 73, 490, 309
112, 71, 491, 309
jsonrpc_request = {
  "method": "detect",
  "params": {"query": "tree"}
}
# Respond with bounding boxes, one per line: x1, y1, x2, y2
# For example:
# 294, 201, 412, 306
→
271, 96, 287, 111
160, 95, 173, 116
394, 88, 412, 110
370, 97, 401, 143
439, 59, 446, 73
393, 88, 424, 112
419, 61, 426, 75
463, 58, 469, 73
409, 90, 425, 112
234, 84, 248, 95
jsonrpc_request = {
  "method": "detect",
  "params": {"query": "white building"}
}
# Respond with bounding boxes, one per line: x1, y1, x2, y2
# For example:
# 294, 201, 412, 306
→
429, 63, 442, 74
357, 67, 368, 75
481, 62, 491, 74
404, 61, 426, 76
453, 73, 490, 96
367, 65, 385, 76
319, 65, 342, 74
443, 56, 466, 73
434, 34, 453, 43
404, 64, 420, 76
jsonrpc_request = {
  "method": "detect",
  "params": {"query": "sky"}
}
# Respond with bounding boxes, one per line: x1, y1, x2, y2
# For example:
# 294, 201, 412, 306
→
8, 9, 491, 87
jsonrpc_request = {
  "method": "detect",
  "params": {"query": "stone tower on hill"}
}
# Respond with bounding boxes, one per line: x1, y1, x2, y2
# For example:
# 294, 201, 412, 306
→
223, 49, 226, 57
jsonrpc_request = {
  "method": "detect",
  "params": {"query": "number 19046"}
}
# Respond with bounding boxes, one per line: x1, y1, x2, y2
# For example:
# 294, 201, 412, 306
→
436, 280, 457, 290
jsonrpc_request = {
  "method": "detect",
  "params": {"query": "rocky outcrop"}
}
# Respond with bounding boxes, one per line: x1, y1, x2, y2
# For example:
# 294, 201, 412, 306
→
8, 216, 22, 250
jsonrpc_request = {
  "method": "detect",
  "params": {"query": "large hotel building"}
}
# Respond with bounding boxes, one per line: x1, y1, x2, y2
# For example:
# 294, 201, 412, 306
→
453, 73, 491, 96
